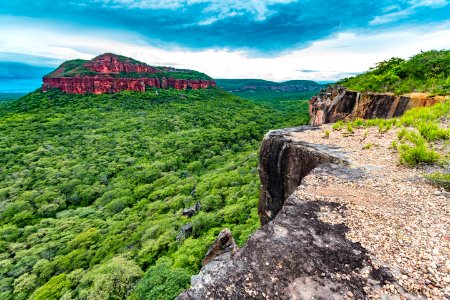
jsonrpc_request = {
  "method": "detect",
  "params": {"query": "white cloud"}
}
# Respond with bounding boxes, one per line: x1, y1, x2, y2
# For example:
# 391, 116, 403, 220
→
1, 16, 450, 83
370, 0, 448, 25
369, 9, 413, 25
95, 0, 297, 22
410, 0, 448, 8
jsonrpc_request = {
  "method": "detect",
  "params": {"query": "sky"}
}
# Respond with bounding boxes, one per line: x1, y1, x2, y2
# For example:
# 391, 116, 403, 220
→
1, 0, 450, 91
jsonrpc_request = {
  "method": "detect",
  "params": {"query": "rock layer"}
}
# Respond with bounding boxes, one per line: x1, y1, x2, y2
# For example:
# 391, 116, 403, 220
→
42, 77, 216, 94
309, 85, 444, 125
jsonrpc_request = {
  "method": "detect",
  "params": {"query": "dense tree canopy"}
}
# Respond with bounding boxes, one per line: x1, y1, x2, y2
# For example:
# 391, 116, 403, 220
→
0, 87, 309, 299
339, 50, 450, 95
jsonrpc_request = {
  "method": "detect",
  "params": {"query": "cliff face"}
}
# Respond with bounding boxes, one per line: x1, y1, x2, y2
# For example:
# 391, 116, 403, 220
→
309, 85, 444, 125
258, 127, 346, 225
42, 77, 216, 94
42, 53, 216, 94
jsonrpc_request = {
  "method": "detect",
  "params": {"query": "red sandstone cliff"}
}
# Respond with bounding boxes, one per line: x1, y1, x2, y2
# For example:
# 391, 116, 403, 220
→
309, 85, 445, 125
42, 53, 216, 94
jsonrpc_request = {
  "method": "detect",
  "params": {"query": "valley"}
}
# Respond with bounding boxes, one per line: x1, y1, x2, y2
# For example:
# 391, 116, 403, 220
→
0, 87, 309, 300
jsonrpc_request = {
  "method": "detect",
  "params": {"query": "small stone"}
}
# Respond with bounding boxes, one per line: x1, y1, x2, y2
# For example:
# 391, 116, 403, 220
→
347, 291, 354, 297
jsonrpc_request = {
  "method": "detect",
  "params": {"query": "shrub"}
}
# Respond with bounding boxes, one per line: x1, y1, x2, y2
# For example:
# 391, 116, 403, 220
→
346, 123, 354, 133
416, 122, 449, 141
398, 143, 439, 166
30, 274, 71, 300
332, 120, 344, 131
425, 172, 450, 190
339, 50, 450, 95
129, 258, 190, 300
363, 143, 373, 150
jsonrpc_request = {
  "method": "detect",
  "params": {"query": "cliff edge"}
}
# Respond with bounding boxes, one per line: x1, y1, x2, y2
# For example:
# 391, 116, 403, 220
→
177, 125, 449, 299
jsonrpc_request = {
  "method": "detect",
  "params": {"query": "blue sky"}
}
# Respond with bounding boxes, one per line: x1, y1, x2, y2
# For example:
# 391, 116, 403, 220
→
1, 0, 450, 91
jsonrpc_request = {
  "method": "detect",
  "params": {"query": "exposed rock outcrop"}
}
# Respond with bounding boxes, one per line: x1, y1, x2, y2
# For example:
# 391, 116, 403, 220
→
42, 53, 216, 94
309, 85, 445, 125
176, 127, 401, 300
42, 77, 215, 94
202, 229, 237, 267
83, 53, 159, 74
258, 127, 347, 225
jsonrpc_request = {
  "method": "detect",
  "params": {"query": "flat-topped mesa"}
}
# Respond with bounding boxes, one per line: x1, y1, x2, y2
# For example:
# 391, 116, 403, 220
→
309, 85, 445, 125
42, 53, 216, 94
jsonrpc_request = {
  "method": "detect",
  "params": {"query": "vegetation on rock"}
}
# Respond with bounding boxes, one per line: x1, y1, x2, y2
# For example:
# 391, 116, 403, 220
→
45, 54, 212, 81
338, 50, 450, 95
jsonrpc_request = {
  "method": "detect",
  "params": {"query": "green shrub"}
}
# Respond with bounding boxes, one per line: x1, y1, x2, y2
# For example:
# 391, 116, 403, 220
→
425, 172, 450, 190
339, 50, 450, 95
363, 143, 373, 150
416, 122, 449, 141
332, 120, 344, 131
352, 118, 365, 127
346, 123, 354, 133
129, 258, 190, 300
30, 274, 70, 300
398, 143, 439, 166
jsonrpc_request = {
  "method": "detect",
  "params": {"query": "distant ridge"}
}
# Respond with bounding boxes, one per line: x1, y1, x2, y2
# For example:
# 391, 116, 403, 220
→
216, 79, 322, 92
216, 79, 324, 101
42, 53, 216, 94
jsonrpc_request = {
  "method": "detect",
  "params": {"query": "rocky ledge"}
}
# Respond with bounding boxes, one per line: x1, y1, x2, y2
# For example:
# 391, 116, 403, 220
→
42, 53, 216, 94
309, 85, 445, 125
177, 126, 449, 299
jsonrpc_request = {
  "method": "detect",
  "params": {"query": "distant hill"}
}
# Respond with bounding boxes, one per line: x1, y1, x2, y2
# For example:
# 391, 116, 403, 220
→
43, 53, 215, 94
0, 92, 27, 103
216, 79, 324, 101
338, 50, 450, 95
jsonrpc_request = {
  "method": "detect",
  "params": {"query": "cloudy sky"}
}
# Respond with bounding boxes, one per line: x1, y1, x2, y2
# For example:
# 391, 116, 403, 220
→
1, 0, 450, 91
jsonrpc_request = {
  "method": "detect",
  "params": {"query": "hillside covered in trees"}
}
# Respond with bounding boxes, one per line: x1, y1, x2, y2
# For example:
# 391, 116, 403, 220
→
0, 88, 309, 299
216, 79, 323, 101
339, 50, 450, 95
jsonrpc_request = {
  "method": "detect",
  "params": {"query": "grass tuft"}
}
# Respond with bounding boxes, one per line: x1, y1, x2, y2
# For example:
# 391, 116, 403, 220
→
425, 172, 450, 190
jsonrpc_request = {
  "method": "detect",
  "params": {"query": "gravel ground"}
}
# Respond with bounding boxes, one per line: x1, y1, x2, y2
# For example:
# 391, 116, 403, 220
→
290, 126, 449, 299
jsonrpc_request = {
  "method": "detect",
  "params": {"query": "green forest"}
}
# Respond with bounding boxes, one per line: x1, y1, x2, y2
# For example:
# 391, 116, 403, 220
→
0, 87, 309, 299
217, 79, 323, 101
339, 50, 450, 95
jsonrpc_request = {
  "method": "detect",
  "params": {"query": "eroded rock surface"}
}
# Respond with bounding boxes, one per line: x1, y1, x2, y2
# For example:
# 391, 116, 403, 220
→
176, 128, 410, 300
309, 85, 444, 125
202, 229, 237, 267
258, 126, 348, 225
